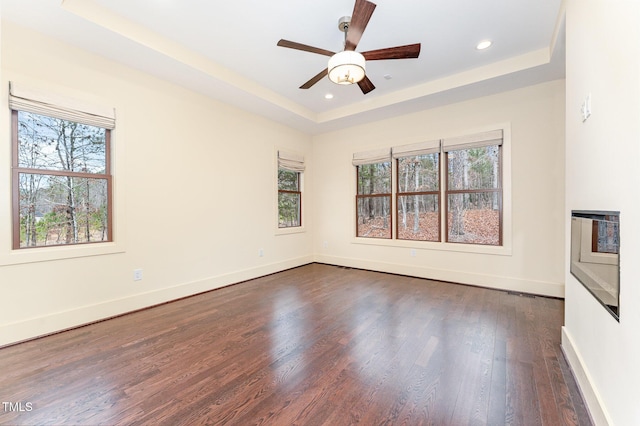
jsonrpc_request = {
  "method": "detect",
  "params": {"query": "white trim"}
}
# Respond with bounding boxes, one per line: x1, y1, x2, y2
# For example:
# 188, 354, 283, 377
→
0, 255, 313, 347
561, 327, 611, 426
0, 242, 125, 267
275, 226, 306, 236
314, 254, 562, 297
351, 236, 512, 256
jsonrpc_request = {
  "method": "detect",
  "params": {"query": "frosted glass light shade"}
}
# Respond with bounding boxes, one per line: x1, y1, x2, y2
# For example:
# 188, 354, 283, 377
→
328, 51, 366, 85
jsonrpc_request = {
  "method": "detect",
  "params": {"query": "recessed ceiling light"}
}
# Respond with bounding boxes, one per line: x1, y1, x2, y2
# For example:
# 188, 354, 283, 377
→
476, 40, 492, 50
325, 93, 334, 100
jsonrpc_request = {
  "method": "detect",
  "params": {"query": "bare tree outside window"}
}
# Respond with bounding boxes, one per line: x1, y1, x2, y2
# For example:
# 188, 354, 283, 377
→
356, 162, 392, 238
396, 153, 440, 241
354, 131, 503, 247
445, 145, 501, 245
12, 110, 112, 249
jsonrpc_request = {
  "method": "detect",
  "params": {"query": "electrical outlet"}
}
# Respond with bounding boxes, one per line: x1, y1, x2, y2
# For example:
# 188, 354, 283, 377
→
323, 241, 328, 249
410, 249, 417, 257
133, 269, 143, 281
258, 249, 264, 257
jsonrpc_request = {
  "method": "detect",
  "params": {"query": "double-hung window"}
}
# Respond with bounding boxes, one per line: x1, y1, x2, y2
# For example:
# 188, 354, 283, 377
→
277, 150, 304, 228
443, 130, 503, 245
394, 140, 441, 242
353, 148, 392, 239
9, 82, 115, 249
354, 129, 504, 247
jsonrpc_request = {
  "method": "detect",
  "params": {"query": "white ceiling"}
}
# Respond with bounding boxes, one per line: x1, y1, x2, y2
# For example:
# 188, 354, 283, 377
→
1, 0, 565, 134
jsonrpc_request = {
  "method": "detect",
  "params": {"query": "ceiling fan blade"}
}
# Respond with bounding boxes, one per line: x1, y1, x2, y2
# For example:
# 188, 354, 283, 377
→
300, 69, 329, 89
345, 0, 377, 51
277, 39, 336, 57
362, 43, 421, 60
357, 76, 375, 94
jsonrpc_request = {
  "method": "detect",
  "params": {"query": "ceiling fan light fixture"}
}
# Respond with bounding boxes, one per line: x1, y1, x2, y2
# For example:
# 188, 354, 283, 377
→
328, 51, 366, 85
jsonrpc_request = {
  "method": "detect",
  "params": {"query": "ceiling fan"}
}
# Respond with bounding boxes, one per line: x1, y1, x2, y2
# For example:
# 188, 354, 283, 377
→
277, 0, 421, 94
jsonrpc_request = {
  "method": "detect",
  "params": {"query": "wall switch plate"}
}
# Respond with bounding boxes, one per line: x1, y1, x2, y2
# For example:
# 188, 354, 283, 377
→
258, 248, 264, 257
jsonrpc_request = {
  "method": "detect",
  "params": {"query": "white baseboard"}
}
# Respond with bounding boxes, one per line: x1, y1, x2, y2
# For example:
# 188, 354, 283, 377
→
313, 254, 564, 297
561, 326, 611, 426
1, 254, 563, 346
0, 255, 313, 347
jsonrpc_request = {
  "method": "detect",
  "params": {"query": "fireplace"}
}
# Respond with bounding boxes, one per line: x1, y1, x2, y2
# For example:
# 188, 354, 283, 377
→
570, 210, 620, 320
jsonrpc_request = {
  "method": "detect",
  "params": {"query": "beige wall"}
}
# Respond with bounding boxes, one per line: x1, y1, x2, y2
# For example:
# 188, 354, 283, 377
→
5, 5, 639, 424
312, 80, 566, 297
563, 1, 640, 425
1, 20, 566, 351
0, 22, 313, 346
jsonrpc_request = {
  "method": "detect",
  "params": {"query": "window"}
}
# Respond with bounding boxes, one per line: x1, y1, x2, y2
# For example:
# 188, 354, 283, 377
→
278, 169, 301, 227
277, 150, 304, 228
394, 140, 441, 242
12, 112, 112, 249
353, 148, 392, 239
591, 215, 619, 254
9, 82, 115, 250
443, 130, 502, 245
354, 130, 504, 246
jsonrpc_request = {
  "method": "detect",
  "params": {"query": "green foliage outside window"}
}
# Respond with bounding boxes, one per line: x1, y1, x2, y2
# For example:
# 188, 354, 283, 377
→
278, 169, 301, 228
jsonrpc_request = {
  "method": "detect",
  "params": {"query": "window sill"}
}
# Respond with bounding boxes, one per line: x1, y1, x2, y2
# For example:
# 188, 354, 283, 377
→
0, 242, 125, 266
275, 226, 306, 236
351, 237, 512, 256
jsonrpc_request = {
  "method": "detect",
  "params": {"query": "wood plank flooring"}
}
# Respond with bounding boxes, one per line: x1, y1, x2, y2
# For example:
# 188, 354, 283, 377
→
0, 263, 592, 425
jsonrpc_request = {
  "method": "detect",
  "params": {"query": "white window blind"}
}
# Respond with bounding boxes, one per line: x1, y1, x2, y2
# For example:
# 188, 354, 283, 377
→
278, 150, 305, 172
8, 82, 116, 130
392, 139, 441, 158
352, 148, 392, 166
442, 129, 503, 151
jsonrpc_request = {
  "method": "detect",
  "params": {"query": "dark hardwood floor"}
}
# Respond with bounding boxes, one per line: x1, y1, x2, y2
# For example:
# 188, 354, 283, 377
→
0, 263, 591, 425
